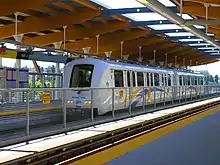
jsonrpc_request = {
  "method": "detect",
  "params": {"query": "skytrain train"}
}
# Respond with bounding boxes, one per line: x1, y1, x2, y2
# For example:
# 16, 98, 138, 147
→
63, 58, 205, 116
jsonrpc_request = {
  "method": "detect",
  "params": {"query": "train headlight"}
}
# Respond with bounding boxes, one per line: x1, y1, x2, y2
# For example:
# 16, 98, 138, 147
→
84, 100, 91, 104
67, 100, 74, 104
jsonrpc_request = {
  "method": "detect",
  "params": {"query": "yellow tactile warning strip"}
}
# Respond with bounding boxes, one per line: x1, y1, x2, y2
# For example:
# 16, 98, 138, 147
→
70, 105, 220, 165
0, 106, 61, 116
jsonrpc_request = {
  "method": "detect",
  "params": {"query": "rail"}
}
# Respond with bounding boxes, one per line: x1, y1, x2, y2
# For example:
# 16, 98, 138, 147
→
0, 85, 220, 148
3, 95, 220, 165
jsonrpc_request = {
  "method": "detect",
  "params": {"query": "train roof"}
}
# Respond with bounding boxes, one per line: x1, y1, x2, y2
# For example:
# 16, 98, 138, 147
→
69, 58, 204, 76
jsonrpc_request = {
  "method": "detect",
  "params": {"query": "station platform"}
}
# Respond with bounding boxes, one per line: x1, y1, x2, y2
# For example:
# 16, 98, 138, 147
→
0, 100, 62, 116
1, 97, 220, 165
73, 100, 220, 165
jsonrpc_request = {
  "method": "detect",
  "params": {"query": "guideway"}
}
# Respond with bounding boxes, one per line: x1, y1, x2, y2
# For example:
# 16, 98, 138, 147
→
0, 96, 220, 165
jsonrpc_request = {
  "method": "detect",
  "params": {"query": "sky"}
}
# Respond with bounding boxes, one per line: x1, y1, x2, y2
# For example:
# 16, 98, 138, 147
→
1, 0, 219, 75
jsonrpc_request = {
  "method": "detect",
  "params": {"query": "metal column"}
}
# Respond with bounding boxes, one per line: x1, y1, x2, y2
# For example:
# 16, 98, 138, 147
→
54, 41, 62, 100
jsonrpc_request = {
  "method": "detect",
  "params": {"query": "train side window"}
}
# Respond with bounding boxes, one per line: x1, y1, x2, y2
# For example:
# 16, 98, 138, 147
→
146, 73, 149, 86
154, 73, 159, 86
200, 77, 203, 85
192, 76, 195, 85
137, 72, 144, 86
132, 72, 136, 87
198, 77, 201, 85
163, 74, 167, 86
127, 71, 131, 87
114, 70, 124, 87
159, 74, 163, 86
168, 74, 171, 86
165, 74, 168, 86
183, 76, 187, 85
179, 76, 182, 86
161, 74, 164, 86
195, 77, 198, 85
187, 76, 191, 85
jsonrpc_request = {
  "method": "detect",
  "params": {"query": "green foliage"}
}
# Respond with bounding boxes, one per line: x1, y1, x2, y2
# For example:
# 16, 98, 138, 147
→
215, 75, 219, 84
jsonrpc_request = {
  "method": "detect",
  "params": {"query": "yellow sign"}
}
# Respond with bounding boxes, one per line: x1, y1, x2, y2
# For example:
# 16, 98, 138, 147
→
147, 88, 151, 103
42, 91, 51, 104
0, 48, 17, 59
119, 90, 124, 98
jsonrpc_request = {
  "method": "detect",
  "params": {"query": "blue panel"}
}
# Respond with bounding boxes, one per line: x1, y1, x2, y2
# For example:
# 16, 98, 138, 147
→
208, 55, 220, 58
129, 20, 172, 27
188, 45, 213, 48
159, 28, 206, 34
29, 52, 69, 63
101, 7, 178, 16
166, 36, 199, 40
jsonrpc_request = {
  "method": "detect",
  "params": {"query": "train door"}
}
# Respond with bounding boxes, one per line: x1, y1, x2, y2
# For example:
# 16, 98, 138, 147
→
159, 73, 163, 102
167, 74, 172, 101
113, 69, 125, 110
130, 71, 137, 108
150, 72, 155, 104
173, 71, 178, 100
136, 72, 144, 107
125, 70, 132, 108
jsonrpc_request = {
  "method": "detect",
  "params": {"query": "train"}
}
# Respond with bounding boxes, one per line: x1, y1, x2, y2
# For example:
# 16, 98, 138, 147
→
63, 58, 206, 116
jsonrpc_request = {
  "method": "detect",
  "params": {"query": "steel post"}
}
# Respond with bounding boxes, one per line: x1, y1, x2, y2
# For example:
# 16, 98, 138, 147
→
26, 91, 30, 137
63, 90, 67, 129
91, 88, 94, 122
112, 88, 115, 118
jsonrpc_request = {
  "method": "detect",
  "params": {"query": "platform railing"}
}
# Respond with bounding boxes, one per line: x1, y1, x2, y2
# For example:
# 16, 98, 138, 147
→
0, 85, 220, 147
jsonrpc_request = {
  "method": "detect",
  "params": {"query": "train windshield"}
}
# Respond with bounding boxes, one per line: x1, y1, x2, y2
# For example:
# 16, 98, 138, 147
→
70, 64, 94, 88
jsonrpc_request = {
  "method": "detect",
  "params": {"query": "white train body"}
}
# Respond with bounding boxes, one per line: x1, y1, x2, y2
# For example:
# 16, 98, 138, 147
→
63, 58, 205, 115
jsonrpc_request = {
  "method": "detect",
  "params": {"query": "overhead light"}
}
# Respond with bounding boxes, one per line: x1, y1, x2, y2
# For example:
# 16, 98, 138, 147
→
136, 0, 220, 49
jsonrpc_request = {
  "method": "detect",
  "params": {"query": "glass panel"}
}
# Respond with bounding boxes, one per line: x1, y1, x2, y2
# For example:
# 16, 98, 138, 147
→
70, 64, 94, 88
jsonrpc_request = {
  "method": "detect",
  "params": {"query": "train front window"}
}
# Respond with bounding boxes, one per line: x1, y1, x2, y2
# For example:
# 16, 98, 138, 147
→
70, 65, 94, 87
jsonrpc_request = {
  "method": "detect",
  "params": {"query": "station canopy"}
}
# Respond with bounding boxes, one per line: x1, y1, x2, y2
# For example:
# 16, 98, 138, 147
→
0, 0, 219, 66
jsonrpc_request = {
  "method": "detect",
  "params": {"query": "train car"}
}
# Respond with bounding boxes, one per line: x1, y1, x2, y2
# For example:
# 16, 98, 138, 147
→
63, 58, 204, 116
175, 70, 205, 100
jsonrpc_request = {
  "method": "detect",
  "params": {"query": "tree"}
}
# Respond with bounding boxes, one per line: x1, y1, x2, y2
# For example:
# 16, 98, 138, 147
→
215, 75, 219, 84
210, 75, 214, 83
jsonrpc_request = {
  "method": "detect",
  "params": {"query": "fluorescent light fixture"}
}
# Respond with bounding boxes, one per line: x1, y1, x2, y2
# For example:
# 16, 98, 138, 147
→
166, 32, 194, 37
90, 0, 144, 9
177, 13, 193, 20
207, 33, 214, 36
124, 13, 167, 21
179, 39, 203, 42
148, 24, 182, 30
205, 50, 218, 53
157, 0, 176, 7
189, 43, 210, 46
210, 53, 220, 55
198, 47, 216, 50
194, 25, 205, 29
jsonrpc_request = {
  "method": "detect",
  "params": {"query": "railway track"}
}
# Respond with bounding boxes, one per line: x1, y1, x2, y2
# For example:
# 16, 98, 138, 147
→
3, 99, 220, 165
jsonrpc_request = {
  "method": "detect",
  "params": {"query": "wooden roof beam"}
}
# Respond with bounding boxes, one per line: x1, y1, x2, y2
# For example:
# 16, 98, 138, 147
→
182, 3, 220, 19
25, 21, 129, 45
64, 29, 149, 52
0, 0, 46, 16
0, 8, 100, 39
